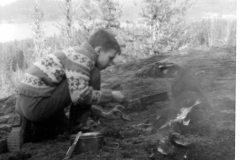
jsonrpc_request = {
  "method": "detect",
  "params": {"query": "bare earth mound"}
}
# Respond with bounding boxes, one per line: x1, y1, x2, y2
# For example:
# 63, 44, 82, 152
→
0, 46, 235, 160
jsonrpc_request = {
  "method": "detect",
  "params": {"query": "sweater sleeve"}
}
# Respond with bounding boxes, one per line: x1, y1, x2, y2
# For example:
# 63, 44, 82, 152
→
63, 48, 113, 105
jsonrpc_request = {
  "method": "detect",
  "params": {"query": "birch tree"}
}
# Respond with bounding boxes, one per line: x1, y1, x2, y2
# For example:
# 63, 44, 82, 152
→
58, 0, 81, 46
142, 0, 191, 53
31, 0, 47, 62
97, 0, 122, 31
76, 0, 122, 40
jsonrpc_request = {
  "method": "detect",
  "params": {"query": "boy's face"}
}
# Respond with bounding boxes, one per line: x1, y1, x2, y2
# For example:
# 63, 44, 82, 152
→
95, 48, 117, 70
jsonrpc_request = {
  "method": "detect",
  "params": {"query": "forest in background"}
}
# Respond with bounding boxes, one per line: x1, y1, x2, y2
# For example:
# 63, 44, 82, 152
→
0, 0, 237, 98
0, 0, 236, 23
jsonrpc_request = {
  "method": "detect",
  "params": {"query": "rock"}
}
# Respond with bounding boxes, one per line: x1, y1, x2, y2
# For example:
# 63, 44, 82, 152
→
169, 132, 191, 147
136, 62, 180, 78
157, 137, 175, 155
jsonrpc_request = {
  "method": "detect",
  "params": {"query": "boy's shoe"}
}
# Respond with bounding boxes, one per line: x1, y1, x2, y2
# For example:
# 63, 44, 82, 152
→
7, 116, 29, 152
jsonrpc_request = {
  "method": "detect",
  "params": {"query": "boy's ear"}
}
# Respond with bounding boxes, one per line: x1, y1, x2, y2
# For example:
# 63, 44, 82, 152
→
94, 46, 102, 55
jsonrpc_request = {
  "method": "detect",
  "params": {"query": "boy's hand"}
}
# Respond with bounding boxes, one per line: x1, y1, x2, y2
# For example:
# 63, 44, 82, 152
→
112, 91, 125, 103
103, 105, 131, 121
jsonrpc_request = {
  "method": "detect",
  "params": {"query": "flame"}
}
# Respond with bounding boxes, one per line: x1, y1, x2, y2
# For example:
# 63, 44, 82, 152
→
160, 100, 201, 129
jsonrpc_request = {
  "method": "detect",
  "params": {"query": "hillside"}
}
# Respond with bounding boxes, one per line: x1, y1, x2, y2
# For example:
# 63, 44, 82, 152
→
0, 46, 236, 159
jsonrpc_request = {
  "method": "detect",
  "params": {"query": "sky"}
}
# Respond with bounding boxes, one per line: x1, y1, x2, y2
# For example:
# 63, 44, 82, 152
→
0, 0, 17, 6
0, 0, 136, 6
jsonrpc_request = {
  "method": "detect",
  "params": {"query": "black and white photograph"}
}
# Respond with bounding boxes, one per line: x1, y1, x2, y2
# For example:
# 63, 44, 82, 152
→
0, 0, 237, 159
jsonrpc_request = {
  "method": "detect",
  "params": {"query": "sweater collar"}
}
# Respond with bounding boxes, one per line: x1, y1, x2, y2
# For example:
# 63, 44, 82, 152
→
80, 41, 98, 62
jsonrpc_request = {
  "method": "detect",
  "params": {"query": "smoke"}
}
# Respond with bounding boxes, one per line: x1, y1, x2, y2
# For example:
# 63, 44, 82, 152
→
159, 100, 201, 130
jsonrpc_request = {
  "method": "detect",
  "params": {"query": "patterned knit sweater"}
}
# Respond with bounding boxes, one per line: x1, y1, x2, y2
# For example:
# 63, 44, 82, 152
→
17, 42, 113, 105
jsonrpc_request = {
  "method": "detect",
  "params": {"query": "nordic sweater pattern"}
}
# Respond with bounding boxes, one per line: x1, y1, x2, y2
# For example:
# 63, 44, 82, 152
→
17, 42, 113, 105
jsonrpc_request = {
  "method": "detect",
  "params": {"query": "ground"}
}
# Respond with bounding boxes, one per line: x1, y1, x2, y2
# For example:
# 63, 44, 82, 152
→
0, 46, 236, 160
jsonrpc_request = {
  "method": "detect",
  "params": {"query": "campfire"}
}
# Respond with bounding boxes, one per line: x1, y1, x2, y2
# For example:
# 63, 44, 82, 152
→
154, 99, 202, 156
160, 100, 201, 130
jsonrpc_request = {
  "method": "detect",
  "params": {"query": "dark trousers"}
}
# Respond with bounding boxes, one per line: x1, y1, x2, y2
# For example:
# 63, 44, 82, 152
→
16, 68, 101, 122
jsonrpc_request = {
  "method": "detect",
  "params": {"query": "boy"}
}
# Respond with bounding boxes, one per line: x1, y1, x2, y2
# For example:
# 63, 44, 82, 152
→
7, 29, 126, 151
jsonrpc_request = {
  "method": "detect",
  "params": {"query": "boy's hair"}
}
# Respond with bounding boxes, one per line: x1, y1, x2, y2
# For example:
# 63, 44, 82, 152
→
88, 29, 121, 55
